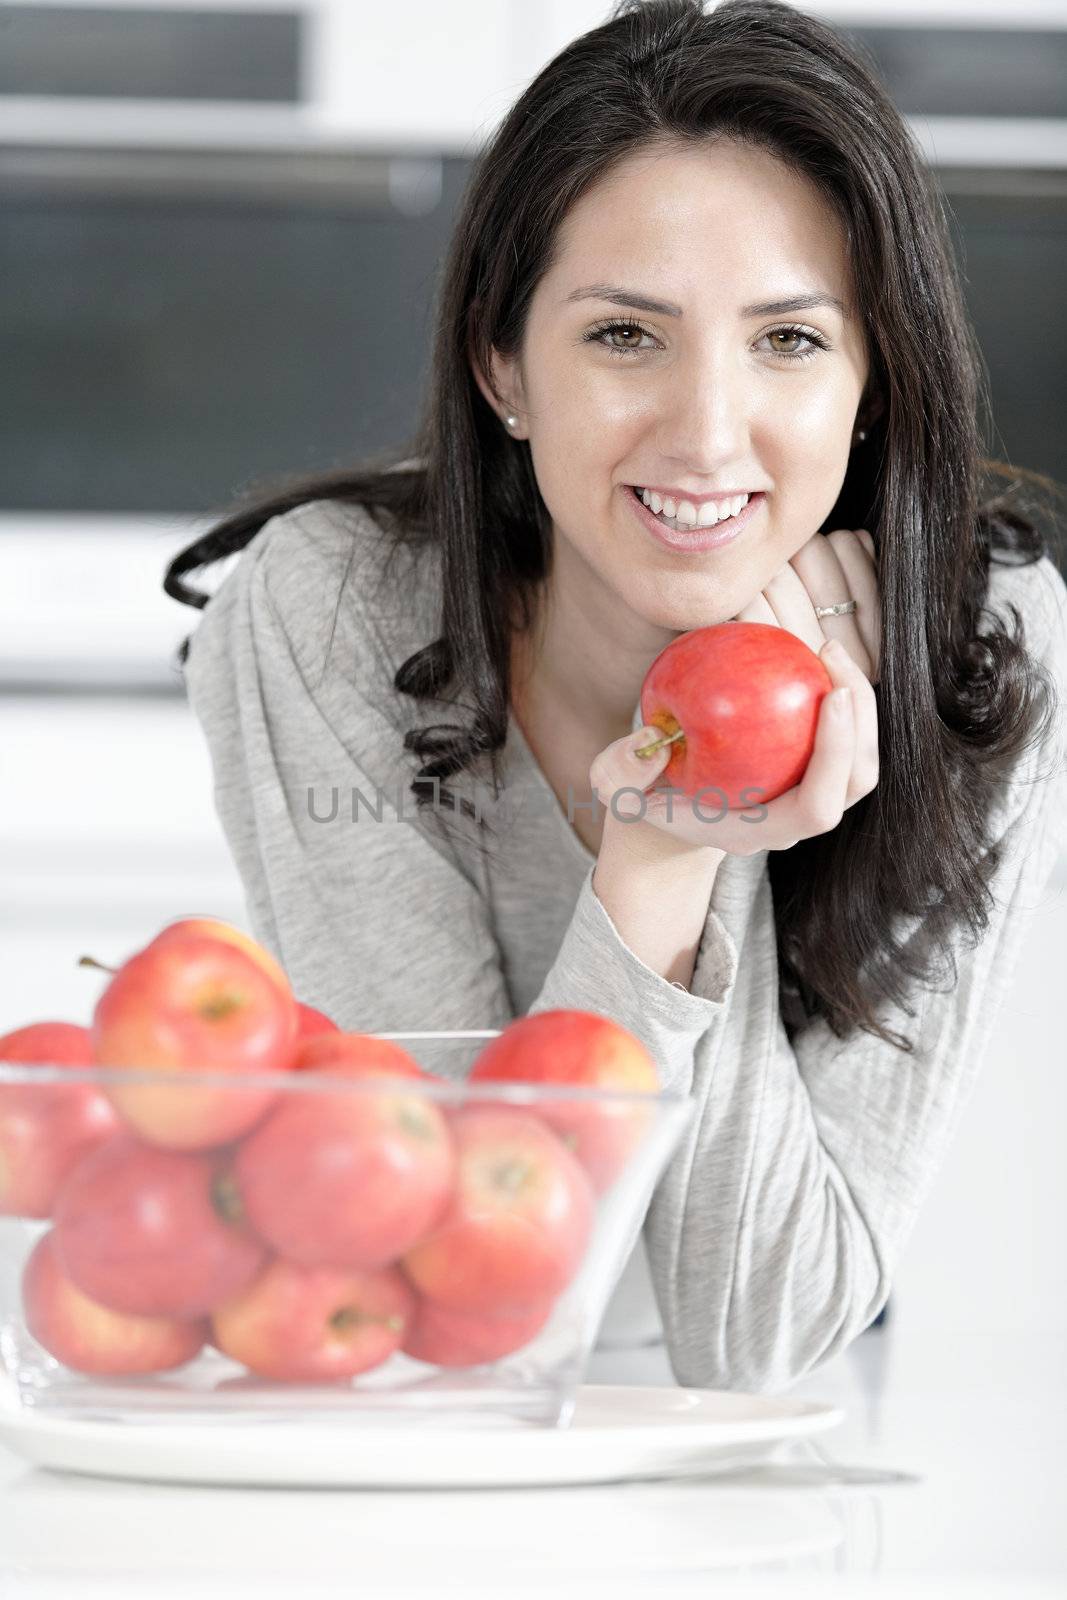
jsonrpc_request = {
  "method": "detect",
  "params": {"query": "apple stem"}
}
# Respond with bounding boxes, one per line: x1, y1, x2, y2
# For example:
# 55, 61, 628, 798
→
77, 955, 117, 975
635, 728, 685, 760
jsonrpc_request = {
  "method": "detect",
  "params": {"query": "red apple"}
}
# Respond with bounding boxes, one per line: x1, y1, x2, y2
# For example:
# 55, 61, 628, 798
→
295, 1001, 340, 1040
469, 1010, 659, 1195
292, 1031, 427, 1077
91, 932, 298, 1149
233, 1064, 454, 1269
0, 1021, 93, 1067
212, 1258, 415, 1381
22, 1232, 207, 1376
147, 917, 291, 1003
400, 1105, 595, 1317
0, 1022, 119, 1217
401, 1294, 554, 1367
639, 620, 833, 809
52, 1134, 266, 1319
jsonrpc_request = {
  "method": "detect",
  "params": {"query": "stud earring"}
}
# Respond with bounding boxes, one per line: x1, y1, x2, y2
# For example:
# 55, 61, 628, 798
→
853, 428, 868, 444
504, 414, 518, 432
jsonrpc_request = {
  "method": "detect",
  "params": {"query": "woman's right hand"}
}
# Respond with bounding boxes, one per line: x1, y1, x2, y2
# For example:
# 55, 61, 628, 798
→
589, 635, 878, 858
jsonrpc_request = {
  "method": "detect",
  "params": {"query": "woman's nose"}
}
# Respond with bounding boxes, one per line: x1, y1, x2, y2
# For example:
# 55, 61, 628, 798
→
654, 355, 750, 467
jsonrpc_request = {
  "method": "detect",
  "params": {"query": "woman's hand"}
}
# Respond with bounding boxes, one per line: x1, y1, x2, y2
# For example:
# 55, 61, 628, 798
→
589, 529, 881, 857
732, 526, 881, 685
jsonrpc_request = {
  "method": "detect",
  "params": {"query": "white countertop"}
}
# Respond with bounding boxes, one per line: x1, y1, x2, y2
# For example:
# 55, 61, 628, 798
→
0, 1321, 1062, 1597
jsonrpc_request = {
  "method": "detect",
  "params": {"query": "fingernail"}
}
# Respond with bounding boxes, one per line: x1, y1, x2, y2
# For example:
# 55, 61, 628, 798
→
829, 687, 852, 717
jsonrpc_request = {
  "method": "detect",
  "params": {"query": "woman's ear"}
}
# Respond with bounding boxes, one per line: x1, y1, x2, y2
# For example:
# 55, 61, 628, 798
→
467, 310, 527, 435
857, 378, 886, 435
863, 396, 886, 432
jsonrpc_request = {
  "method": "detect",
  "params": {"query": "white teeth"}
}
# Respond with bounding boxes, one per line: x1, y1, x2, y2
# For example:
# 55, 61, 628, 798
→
639, 488, 751, 528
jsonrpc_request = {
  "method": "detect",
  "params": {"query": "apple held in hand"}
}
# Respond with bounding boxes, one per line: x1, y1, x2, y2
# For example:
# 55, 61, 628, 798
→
639, 621, 833, 808
0, 1022, 118, 1217
401, 1294, 554, 1368
211, 1258, 415, 1381
401, 1105, 596, 1317
469, 1010, 659, 1195
22, 1232, 207, 1376
52, 1134, 266, 1320
92, 933, 298, 1149
233, 1058, 454, 1270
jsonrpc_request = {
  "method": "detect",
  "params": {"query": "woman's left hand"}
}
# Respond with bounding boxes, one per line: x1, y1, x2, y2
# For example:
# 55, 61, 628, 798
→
730, 527, 881, 686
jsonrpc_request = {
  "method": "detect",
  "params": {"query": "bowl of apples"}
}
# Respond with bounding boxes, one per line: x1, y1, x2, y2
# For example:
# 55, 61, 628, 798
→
0, 919, 694, 1430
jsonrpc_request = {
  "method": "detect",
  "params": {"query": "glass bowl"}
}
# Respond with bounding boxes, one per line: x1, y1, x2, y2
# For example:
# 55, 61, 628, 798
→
0, 1031, 694, 1429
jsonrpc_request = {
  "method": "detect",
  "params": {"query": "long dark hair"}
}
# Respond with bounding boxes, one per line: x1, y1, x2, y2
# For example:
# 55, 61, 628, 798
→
165, 0, 1063, 1053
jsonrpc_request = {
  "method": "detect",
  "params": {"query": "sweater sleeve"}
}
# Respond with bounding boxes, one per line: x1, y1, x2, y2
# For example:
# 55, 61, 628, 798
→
180, 509, 740, 1094
644, 553, 1067, 1394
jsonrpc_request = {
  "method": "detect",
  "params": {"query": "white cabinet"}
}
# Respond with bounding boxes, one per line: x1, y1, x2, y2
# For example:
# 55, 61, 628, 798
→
309, 0, 516, 149
0, 695, 247, 1032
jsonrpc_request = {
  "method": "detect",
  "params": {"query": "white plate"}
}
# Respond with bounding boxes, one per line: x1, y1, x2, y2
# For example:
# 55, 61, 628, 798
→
0, 1384, 843, 1488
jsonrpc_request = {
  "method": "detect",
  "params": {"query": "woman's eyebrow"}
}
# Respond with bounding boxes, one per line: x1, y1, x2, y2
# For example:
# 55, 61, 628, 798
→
564, 285, 847, 318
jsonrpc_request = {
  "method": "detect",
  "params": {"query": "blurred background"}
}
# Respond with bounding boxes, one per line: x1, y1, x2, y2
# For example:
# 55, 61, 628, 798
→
1, 0, 1065, 1345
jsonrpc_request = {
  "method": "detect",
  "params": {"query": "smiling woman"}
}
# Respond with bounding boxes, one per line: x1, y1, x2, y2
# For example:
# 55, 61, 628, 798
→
467, 131, 876, 749
164, 0, 1066, 1393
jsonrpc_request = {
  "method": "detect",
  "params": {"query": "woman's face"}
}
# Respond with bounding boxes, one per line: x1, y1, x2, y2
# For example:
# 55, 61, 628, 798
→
482, 137, 874, 636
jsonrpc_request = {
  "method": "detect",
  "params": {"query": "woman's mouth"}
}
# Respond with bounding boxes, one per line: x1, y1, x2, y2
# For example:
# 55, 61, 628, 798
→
626, 485, 765, 553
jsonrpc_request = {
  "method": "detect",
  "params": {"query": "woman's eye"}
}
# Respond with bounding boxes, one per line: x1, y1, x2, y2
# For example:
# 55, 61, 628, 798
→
761, 325, 827, 362
584, 319, 830, 362
585, 320, 656, 357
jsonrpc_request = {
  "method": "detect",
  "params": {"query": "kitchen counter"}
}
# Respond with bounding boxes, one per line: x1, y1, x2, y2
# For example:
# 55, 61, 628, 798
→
0, 1322, 1062, 1597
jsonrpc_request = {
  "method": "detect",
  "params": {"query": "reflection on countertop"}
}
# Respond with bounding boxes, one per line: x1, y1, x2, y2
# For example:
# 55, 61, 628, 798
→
0, 1327, 1063, 1594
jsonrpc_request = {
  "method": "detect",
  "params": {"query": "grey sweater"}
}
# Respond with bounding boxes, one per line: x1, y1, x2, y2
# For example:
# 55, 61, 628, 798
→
182, 496, 1067, 1394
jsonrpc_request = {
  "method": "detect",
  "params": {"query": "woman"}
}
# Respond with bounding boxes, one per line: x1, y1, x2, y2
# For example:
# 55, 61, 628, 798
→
166, 0, 1066, 1393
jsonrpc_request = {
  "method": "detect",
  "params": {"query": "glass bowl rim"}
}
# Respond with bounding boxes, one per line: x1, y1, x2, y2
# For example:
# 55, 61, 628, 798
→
0, 1056, 689, 1107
